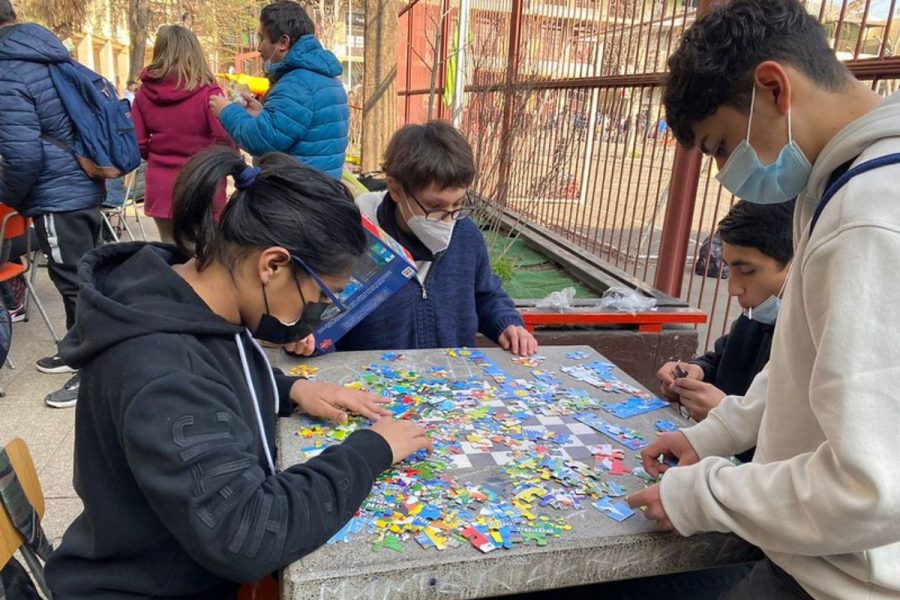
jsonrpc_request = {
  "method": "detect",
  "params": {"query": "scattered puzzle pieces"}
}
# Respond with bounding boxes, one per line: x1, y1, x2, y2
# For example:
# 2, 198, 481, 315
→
291, 349, 657, 554
288, 364, 319, 379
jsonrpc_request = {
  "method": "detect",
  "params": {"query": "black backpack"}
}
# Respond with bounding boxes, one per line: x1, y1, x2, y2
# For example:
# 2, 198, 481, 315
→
695, 231, 730, 279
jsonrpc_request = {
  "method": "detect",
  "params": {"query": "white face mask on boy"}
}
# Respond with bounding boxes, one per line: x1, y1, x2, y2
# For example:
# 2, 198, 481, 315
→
398, 193, 456, 255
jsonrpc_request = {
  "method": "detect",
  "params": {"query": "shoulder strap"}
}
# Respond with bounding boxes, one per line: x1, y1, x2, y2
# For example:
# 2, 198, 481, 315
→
0, 448, 52, 561
810, 152, 900, 236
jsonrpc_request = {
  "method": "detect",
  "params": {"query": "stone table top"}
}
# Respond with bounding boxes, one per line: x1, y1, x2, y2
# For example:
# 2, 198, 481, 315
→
275, 346, 758, 599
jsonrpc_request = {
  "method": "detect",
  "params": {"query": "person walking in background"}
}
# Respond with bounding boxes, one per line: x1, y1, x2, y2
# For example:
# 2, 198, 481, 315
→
132, 24, 235, 243
123, 80, 138, 105
0, 0, 106, 408
209, 0, 349, 179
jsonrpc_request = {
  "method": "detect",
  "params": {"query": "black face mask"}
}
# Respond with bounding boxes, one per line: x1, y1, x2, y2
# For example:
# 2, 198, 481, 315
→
252, 280, 329, 345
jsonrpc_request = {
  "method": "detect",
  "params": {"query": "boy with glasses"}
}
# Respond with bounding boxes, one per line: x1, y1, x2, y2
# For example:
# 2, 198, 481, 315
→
337, 121, 538, 356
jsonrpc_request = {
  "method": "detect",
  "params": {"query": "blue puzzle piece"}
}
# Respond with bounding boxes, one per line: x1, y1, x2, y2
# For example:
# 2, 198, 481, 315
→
655, 419, 680, 433
593, 497, 636, 522
575, 413, 648, 450
605, 396, 669, 419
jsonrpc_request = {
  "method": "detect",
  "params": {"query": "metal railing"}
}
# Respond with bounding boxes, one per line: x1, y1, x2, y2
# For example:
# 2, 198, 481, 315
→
396, 0, 900, 350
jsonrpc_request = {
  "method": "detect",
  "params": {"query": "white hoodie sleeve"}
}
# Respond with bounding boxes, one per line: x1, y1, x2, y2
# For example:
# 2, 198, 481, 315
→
681, 366, 768, 459
660, 222, 900, 556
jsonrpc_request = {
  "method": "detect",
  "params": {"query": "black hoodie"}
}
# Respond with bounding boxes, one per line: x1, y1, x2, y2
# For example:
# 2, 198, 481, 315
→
44, 243, 392, 599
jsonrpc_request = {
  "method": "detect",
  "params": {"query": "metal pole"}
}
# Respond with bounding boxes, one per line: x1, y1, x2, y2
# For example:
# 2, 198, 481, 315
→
652, 0, 713, 297
452, 0, 472, 127
495, 0, 524, 205
653, 147, 703, 296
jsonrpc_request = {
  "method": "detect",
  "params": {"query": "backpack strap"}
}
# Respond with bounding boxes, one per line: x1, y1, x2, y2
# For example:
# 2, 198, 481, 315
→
0, 449, 52, 562
810, 152, 900, 236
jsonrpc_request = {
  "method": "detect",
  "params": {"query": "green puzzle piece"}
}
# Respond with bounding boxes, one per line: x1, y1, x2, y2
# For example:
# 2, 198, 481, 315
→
521, 531, 548, 546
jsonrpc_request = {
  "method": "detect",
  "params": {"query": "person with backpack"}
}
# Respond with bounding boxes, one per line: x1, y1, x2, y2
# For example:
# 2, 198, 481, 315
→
208, 0, 349, 179
132, 25, 236, 243
627, 0, 900, 597
0, 1, 106, 408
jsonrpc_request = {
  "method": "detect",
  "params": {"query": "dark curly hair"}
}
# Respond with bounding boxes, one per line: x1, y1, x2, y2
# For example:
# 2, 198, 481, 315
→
664, 0, 851, 147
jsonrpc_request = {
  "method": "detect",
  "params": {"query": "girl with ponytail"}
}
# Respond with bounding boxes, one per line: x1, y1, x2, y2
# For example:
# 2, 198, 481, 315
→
45, 148, 432, 599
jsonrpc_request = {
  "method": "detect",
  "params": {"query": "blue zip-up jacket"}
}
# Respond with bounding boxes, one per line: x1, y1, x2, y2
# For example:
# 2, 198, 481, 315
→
0, 23, 104, 216
219, 35, 348, 179
337, 192, 524, 351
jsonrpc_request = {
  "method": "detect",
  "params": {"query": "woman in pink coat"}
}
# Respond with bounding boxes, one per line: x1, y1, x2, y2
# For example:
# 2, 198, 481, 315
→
132, 25, 235, 243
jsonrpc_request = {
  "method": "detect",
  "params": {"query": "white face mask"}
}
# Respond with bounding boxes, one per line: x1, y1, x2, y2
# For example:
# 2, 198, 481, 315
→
398, 192, 456, 255
407, 215, 455, 255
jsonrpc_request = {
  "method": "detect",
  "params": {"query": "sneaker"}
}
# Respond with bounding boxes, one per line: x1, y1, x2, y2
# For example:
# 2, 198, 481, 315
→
44, 373, 79, 409
8, 302, 25, 323
36, 354, 76, 374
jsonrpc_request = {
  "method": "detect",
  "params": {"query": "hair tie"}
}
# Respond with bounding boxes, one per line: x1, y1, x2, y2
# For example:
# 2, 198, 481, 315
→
235, 166, 262, 191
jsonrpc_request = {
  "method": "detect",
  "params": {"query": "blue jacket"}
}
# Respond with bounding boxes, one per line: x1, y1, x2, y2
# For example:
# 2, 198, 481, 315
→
337, 194, 525, 351
219, 35, 348, 179
0, 24, 105, 216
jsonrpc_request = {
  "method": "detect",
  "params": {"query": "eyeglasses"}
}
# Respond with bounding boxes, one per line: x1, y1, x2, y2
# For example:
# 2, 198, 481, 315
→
291, 255, 346, 321
405, 188, 476, 222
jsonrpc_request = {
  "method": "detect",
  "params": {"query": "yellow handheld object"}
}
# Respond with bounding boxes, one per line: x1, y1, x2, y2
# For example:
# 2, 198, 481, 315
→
218, 73, 270, 96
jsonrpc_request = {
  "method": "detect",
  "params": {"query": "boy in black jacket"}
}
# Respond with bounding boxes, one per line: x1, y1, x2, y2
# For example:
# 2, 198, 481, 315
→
657, 200, 794, 425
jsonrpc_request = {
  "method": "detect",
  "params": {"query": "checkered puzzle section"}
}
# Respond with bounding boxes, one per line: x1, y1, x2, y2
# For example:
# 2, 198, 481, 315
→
294, 350, 663, 470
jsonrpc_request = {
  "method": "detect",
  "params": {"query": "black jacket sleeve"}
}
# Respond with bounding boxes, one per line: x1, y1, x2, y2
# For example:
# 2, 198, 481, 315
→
690, 331, 729, 383
273, 369, 300, 416
120, 371, 391, 583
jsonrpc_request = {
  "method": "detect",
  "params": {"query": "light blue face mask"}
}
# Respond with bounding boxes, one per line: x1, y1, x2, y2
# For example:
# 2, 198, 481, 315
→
716, 86, 812, 205
744, 268, 790, 325
262, 46, 284, 75
745, 295, 781, 325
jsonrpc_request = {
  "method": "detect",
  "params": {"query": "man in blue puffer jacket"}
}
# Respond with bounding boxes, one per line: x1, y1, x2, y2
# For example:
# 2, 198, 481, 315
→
0, 2, 104, 409
210, 0, 348, 179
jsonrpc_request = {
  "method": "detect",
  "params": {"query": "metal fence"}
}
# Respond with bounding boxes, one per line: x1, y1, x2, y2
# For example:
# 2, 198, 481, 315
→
397, 0, 900, 351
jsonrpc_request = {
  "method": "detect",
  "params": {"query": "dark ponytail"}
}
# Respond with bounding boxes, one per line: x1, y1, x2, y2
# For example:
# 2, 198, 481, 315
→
171, 147, 366, 276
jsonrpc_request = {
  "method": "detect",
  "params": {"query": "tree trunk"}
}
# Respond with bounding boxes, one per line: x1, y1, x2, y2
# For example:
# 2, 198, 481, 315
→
361, 0, 398, 172
127, 0, 150, 81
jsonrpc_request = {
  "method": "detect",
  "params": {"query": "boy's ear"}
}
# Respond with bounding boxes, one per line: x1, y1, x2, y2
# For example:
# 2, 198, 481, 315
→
386, 176, 404, 198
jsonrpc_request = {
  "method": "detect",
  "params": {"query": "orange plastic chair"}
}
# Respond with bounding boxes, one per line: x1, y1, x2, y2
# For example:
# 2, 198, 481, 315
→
0, 204, 60, 343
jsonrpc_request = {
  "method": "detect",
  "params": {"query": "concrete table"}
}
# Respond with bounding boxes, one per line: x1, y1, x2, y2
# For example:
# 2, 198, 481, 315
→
275, 346, 759, 599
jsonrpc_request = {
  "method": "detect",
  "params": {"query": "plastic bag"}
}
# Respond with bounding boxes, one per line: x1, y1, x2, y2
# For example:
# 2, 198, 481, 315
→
535, 287, 576, 312
598, 286, 656, 314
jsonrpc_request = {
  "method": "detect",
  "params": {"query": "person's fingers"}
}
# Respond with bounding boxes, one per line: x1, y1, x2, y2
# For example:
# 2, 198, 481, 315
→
318, 401, 348, 424
672, 378, 701, 392
641, 448, 667, 477
498, 331, 511, 350
508, 328, 521, 355
626, 487, 650, 509
657, 365, 676, 386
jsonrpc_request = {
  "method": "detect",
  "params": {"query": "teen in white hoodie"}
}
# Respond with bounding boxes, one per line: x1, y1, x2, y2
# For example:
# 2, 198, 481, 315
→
627, 1, 900, 598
